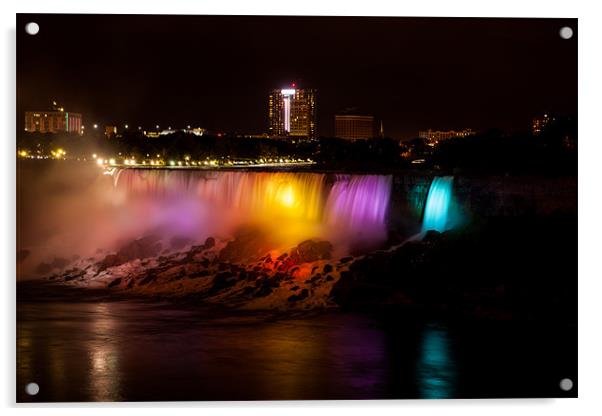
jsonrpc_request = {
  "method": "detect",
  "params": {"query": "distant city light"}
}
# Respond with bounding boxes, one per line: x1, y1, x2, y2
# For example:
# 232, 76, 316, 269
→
125, 124, 129, 129
93, 124, 98, 129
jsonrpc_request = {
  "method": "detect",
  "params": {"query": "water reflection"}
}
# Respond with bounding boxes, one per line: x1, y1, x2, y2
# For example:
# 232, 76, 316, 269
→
87, 303, 122, 401
417, 325, 457, 399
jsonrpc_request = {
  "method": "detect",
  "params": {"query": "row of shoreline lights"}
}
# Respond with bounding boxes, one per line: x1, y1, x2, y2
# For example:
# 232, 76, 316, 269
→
94, 155, 314, 167
89, 124, 195, 130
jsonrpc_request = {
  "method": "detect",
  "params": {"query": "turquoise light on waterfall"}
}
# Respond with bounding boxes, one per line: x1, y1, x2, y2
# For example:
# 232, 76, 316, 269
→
422, 176, 454, 232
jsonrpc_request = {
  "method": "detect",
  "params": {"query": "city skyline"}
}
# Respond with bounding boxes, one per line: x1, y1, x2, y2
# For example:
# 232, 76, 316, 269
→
17, 15, 576, 140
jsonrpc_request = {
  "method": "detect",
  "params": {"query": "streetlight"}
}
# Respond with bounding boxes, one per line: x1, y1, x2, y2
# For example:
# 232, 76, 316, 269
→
93, 124, 98, 129
125, 124, 129, 129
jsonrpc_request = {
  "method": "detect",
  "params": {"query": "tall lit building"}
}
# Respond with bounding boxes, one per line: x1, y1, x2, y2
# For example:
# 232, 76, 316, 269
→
335, 114, 375, 140
268, 84, 317, 140
532, 113, 554, 135
24, 101, 82, 134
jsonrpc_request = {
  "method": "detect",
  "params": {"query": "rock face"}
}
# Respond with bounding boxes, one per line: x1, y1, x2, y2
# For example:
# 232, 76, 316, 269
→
331, 214, 577, 322
290, 240, 333, 264
219, 228, 273, 263
97, 236, 162, 272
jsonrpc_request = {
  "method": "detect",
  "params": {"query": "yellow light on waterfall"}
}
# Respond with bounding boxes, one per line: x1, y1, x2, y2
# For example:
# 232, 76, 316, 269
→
280, 185, 295, 207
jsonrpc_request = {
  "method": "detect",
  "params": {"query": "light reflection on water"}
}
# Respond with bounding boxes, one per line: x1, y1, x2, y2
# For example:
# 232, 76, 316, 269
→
88, 303, 122, 401
17, 287, 461, 402
17, 294, 398, 402
417, 325, 457, 399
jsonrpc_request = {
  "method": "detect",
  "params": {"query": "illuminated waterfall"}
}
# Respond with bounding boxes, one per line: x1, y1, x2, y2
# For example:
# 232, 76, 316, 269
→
112, 169, 392, 248
325, 175, 392, 241
422, 176, 454, 233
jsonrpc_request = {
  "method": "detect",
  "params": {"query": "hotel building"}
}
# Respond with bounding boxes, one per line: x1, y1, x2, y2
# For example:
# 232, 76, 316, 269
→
268, 85, 317, 140
25, 102, 82, 134
334, 114, 375, 140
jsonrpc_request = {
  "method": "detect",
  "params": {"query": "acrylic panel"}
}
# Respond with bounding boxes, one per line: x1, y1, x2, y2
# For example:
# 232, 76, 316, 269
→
16, 14, 577, 402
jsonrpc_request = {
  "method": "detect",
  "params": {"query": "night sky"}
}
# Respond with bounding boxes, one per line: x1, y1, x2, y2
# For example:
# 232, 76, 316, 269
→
17, 14, 577, 140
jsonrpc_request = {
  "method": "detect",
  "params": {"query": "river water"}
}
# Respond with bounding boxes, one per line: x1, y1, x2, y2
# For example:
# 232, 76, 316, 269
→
17, 281, 576, 402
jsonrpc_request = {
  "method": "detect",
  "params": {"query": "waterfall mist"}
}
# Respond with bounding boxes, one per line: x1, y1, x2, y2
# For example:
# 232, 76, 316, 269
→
18, 162, 393, 278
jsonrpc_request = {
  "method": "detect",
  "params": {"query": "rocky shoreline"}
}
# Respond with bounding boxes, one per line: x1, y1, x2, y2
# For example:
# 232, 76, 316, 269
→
29, 214, 576, 323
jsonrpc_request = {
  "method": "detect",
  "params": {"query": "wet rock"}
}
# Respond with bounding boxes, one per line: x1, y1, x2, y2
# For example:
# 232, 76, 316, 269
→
97, 254, 127, 272
325, 275, 334, 282
170, 236, 192, 250
108, 277, 122, 288
200, 258, 210, 268
118, 236, 163, 261
277, 253, 288, 261
288, 288, 309, 302
423, 229, 442, 243
138, 274, 156, 286
219, 227, 272, 262
97, 236, 162, 271
290, 285, 299, 291
189, 270, 210, 279
253, 277, 274, 297
323, 264, 333, 274
63, 269, 85, 282
203, 237, 215, 249
339, 256, 354, 264
209, 271, 236, 293
291, 240, 333, 263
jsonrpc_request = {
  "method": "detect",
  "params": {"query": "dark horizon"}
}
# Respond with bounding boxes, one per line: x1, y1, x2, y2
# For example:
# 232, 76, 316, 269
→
16, 14, 577, 140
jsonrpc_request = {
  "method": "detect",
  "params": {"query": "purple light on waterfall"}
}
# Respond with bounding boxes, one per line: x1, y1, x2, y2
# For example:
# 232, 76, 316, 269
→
324, 175, 392, 239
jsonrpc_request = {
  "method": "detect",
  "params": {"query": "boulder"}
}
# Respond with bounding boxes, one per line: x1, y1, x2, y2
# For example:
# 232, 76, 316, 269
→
219, 228, 273, 262
108, 277, 122, 288
293, 240, 333, 263
203, 237, 216, 249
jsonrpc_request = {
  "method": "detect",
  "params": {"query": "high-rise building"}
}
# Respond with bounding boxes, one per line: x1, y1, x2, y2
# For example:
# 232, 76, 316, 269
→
268, 85, 317, 140
532, 113, 554, 135
335, 114, 375, 140
24, 101, 82, 134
